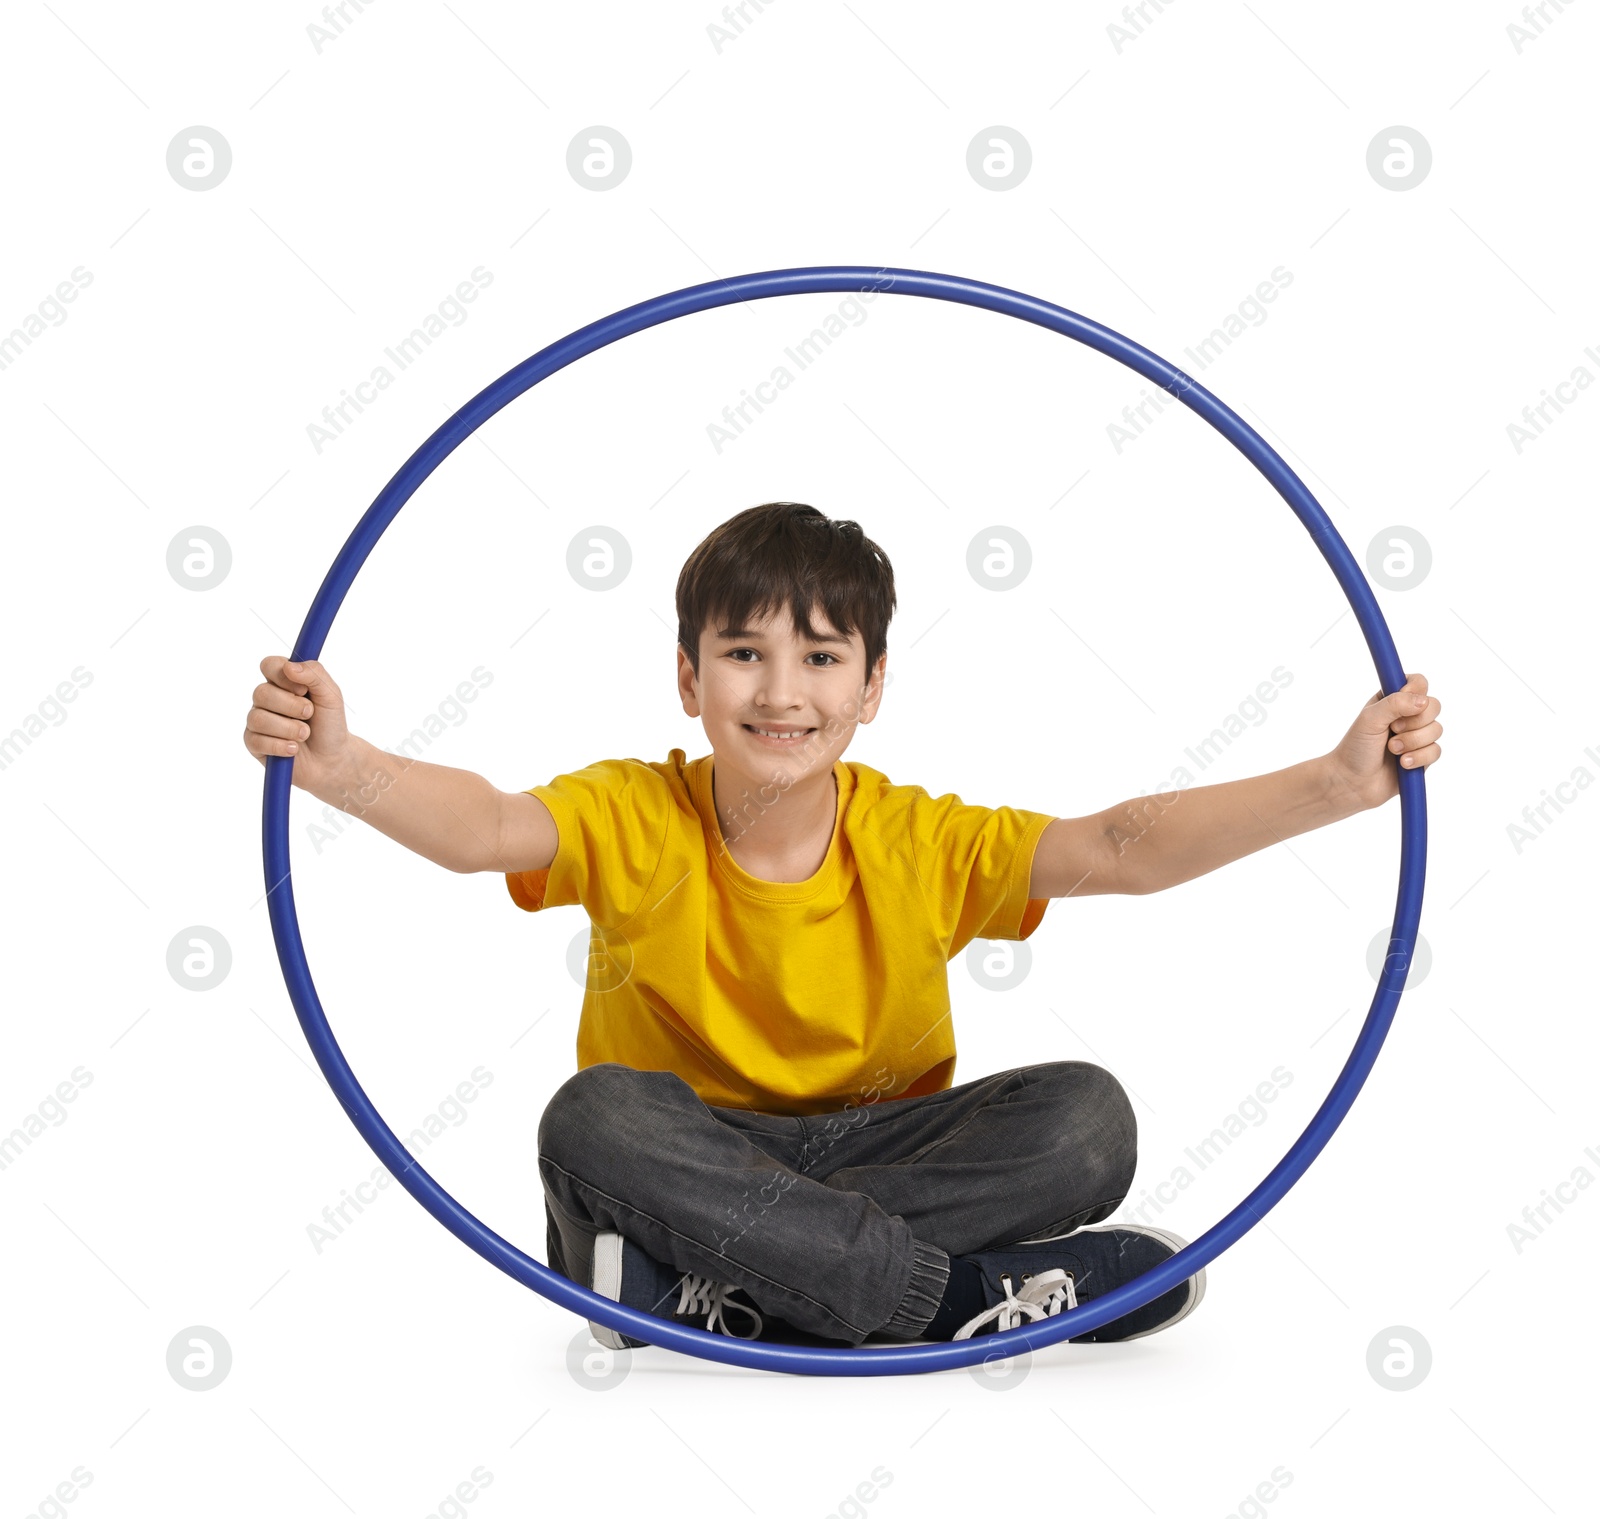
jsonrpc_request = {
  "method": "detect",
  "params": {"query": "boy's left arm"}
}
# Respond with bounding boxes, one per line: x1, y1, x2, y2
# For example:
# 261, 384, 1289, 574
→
1031, 673, 1444, 899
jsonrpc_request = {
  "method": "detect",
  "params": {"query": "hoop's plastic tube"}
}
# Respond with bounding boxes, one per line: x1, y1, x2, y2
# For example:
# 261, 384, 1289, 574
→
263, 266, 1426, 1376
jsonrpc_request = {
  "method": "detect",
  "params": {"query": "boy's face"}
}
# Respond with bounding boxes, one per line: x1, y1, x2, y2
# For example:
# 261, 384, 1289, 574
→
676, 603, 885, 785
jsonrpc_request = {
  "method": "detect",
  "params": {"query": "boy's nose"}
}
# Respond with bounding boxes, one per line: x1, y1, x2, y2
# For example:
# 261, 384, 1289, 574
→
753, 698, 806, 719
753, 681, 802, 710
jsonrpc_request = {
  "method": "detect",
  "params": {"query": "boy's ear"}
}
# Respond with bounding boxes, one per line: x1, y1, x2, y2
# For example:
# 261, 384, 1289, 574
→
856, 654, 888, 723
676, 643, 702, 716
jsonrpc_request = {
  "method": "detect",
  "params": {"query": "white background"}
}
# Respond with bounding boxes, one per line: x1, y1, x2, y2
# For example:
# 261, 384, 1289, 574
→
1, 2, 1595, 1515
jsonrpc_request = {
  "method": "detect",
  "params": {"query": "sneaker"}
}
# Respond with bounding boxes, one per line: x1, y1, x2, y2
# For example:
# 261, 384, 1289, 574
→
952, 1224, 1206, 1344
587, 1231, 766, 1350
952, 1266, 1078, 1340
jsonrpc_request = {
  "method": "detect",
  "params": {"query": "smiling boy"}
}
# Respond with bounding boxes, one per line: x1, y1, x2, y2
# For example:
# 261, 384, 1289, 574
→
245, 500, 1443, 1350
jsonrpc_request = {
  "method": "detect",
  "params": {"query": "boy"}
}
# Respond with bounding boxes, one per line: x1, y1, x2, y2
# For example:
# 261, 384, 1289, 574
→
245, 501, 1443, 1350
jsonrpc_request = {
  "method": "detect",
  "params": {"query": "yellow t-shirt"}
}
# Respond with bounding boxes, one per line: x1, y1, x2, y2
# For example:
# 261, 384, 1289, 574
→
505, 747, 1054, 1116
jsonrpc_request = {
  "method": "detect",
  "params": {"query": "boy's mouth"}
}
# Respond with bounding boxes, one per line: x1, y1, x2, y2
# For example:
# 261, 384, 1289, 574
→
743, 724, 816, 747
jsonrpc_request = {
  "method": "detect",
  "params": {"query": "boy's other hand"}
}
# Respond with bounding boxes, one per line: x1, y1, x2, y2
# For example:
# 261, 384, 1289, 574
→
244, 655, 352, 792
1327, 672, 1444, 809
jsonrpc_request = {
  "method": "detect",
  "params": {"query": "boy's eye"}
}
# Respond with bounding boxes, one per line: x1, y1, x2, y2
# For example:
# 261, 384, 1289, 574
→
727, 648, 838, 667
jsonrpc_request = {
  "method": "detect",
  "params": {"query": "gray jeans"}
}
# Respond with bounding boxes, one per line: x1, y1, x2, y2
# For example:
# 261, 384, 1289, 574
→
537, 1059, 1138, 1344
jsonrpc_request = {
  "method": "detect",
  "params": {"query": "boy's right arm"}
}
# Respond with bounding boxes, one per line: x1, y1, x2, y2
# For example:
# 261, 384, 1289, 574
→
243, 654, 556, 875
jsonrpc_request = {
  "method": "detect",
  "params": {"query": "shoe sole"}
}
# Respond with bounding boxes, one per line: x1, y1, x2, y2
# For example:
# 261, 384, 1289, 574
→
587, 1231, 638, 1351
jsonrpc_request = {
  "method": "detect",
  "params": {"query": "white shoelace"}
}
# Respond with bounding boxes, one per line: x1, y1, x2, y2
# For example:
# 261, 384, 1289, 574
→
953, 1268, 1078, 1341
675, 1273, 765, 1338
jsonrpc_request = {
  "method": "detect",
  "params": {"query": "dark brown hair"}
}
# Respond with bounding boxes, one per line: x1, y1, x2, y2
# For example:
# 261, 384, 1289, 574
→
675, 502, 896, 688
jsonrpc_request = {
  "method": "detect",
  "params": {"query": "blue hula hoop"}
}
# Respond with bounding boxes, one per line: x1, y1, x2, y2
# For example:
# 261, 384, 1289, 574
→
263, 265, 1426, 1376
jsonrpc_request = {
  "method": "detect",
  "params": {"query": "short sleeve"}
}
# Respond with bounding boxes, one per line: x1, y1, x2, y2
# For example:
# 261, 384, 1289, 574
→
907, 788, 1056, 957
503, 759, 667, 929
